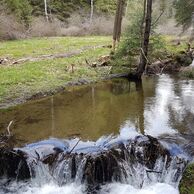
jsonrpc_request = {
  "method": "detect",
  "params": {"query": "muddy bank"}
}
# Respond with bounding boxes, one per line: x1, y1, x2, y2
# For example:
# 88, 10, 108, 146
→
180, 163, 194, 194
0, 71, 130, 109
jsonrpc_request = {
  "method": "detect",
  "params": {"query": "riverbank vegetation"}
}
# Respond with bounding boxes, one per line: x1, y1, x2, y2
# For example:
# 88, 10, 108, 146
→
180, 163, 194, 194
112, 0, 194, 79
0, 36, 111, 107
1, 0, 194, 105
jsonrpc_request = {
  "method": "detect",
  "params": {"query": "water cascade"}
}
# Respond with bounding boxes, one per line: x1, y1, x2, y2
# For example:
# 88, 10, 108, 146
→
0, 130, 190, 194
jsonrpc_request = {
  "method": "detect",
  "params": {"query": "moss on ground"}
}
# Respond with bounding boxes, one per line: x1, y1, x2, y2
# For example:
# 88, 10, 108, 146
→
180, 163, 194, 194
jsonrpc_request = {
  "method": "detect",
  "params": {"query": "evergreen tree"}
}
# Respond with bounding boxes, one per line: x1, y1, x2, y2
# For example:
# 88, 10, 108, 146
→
174, 0, 194, 30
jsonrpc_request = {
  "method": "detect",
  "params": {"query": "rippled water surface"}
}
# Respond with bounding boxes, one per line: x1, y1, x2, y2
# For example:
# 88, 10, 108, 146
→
1, 74, 194, 143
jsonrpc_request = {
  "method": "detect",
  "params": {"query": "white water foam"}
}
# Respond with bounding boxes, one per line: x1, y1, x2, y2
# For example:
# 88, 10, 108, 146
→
101, 183, 179, 194
15, 183, 179, 194
20, 184, 84, 194
190, 59, 194, 67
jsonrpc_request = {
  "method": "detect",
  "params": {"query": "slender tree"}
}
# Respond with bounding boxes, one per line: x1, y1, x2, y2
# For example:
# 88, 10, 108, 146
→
136, 0, 153, 79
44, 0, 49, 22
140, 0, 146, 47
90, 0, 94, 24
112, 0, 126, 51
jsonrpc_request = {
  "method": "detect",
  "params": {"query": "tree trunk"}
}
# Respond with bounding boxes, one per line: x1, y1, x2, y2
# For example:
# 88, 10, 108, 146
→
44, 0, 49, 22
112, 0, 126, 51
190, 12, 194, 43
140, 0, 147, 47
136, 0, 153, 79
90, 0, 94, 24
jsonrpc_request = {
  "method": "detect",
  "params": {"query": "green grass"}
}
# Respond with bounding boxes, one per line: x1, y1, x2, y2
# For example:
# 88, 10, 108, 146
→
163, 35, 189, 55
0, 36, 111, 105
0, 36, 111, 59
180, 163, 194, 194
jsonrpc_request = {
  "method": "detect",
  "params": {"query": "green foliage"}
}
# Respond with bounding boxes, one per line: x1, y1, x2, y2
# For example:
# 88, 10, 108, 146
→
28, 0, 89, 20
2, 0, 32, 28
112, 0, 144, 68
0, 0, 116, 25
180, 163, 194, 194
27, 0, 116, 21
174, 0, 194, 30
113, 16, 142, 67
112, 0, 166, 69
148, 34, 166, 60
95, 0, 117, 15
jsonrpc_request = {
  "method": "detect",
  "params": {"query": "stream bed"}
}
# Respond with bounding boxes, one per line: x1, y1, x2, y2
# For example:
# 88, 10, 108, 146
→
0, 74, 194, 194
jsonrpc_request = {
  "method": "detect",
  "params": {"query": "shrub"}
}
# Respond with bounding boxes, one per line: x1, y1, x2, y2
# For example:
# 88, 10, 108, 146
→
0, 12, 27, 40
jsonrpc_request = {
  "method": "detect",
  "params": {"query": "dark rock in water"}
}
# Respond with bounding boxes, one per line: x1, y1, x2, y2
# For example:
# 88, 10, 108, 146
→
179, 163, 194, 194
0, 133, 30, 181
0, 149, 30, 180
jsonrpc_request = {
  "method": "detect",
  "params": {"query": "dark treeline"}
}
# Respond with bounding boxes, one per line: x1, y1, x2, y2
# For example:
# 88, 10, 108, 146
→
0, 0, 116, 27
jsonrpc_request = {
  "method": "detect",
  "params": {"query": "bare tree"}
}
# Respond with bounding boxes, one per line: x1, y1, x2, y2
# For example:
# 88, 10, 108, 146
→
90, 0, 94, 24
112, 0, 126, 51
136, 0, 153, 79
44, 0, 49, 22
140, 0, 147, 47
190, 12, 194, 43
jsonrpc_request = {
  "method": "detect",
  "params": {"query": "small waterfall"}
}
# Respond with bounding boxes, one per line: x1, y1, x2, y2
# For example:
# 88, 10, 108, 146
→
190, 59, 194, 67
0, 132, 190, 194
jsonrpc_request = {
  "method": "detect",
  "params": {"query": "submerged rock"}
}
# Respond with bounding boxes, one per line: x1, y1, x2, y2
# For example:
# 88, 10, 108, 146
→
179, 163, 194, 194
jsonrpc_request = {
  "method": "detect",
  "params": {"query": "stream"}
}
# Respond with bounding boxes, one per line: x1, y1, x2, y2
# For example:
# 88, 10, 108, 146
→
0, 74, 194, 194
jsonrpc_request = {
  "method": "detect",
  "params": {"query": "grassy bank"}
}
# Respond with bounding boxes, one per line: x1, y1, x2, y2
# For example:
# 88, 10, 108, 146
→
180, 163, 194, 194
0, 36, 112, 107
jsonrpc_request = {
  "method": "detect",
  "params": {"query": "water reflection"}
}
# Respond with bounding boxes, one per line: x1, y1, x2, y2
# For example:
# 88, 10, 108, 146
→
144, 75, 177, 136
0, 75, 194, 143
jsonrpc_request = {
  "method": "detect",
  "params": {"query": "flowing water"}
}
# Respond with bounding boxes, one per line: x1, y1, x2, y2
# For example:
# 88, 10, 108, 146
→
0, 74, 194, 194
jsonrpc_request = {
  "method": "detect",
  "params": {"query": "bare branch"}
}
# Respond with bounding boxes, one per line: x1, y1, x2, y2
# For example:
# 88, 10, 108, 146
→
140, 48, 151, 65
151, 10, 164, 27
7, 120, 13, 136
69, 139, 81, 154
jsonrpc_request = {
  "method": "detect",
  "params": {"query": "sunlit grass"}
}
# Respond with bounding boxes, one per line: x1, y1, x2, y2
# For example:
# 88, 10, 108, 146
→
162, 35, 189, 55
0, 44, 111, 103
0, 36, 111, 59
